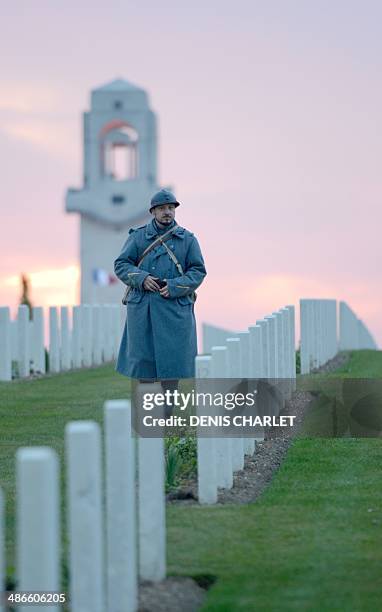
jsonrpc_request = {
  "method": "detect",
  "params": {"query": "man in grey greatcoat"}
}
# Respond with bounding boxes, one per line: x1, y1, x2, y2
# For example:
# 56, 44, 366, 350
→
114, 189, 206, 382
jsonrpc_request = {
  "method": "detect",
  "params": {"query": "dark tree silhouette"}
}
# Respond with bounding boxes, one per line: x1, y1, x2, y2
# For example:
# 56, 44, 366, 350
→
20, 273, 33, 320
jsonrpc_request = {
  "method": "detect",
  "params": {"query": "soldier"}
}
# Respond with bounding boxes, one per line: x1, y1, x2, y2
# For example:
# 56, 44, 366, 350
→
114, 189, 207, 382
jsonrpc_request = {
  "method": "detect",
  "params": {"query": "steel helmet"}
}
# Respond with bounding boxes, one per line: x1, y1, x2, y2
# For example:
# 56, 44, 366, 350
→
149, 189, 180, 211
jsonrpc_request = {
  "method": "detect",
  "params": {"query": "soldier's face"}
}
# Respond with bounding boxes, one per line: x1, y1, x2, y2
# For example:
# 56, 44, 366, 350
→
152, 204, 176, 226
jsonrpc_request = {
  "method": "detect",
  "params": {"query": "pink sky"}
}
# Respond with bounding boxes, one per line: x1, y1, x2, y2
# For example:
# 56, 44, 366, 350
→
0, 1, 381, 346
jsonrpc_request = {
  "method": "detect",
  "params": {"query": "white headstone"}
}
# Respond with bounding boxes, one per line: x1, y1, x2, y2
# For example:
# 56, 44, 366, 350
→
49, 307, 60, 373
32, 307, 46, 374
65, 421, 105, 612
82, 305, 93, 367
60, 306, 71, 371
11, 318, 18, 361
0, 307, 11, 381
72, 306, 82, 369
264, 315, 278, 378
211, 346, 233, 489
272, 311, 284, 379
300, 299, 312, 374
17, 305, 30, 378
104, 400, 137, 612
249, 323, 264, 441
236, 332, 254, 455
16, 448, 60, 612
256, 319, 270, 377
92, 305, 102, 366
101, 305, 114, 362
195, 356, 218, 503
285, 305, 296, 382
280, 308, 292, 399
226, 338, 244, 471
136, 383, 166, 580
272, 311, 285, 411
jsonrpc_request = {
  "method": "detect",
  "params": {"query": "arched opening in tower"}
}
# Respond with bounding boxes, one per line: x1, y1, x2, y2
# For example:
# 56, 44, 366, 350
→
100, 121, 139, 181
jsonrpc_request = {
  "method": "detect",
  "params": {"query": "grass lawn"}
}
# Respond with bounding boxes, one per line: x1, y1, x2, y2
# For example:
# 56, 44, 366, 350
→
0, 351, 381, 610
168, 438, 382, 611
329, 350, 382, 378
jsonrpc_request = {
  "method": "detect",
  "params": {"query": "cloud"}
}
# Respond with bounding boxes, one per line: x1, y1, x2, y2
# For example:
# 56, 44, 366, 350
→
1, 120, 75, 158
0, 82, 78, 159
0, 82, 63, 114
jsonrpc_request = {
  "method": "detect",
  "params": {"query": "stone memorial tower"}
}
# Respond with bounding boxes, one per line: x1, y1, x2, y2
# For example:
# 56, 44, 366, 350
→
66, 78, 162, 303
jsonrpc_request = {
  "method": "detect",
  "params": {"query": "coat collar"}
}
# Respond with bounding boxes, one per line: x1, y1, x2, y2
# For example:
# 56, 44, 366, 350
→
145, 219, 185, 240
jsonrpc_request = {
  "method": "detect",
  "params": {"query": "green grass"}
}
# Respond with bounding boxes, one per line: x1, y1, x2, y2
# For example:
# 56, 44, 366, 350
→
298, 351, 382, 438
330, 350, 382, 378
1, 352, 382, 610
168, 438, 382, 611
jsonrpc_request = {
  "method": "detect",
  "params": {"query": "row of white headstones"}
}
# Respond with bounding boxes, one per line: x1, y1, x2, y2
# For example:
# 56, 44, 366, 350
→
0, 396, 165, 612
300, 299, 377, 374
0, 304, 126, 381
1, 299, 375, 383
196, 305, 296, 504
197, 298, 377, 504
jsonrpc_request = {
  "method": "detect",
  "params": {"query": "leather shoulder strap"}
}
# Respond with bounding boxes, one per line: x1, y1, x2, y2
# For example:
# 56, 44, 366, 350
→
136, 226, 176, 268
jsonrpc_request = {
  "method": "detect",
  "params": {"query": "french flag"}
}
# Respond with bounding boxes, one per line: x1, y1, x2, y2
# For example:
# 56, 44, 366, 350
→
92, 268, 118, 286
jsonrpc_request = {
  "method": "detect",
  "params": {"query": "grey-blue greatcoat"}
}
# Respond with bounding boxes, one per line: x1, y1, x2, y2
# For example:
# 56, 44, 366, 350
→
114, 220, 206, 379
